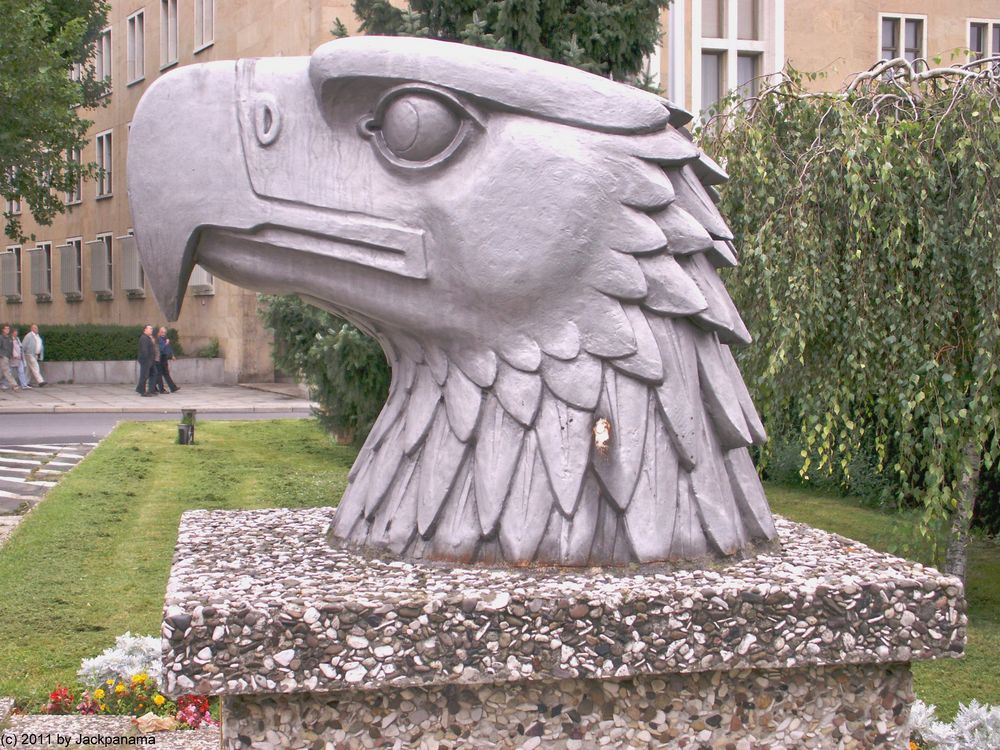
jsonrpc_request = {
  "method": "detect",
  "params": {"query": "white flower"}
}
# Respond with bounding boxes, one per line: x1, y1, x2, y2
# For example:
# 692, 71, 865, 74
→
78, 632, 163, 689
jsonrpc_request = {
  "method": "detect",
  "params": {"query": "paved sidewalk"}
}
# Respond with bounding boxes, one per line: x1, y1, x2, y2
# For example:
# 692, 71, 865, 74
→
0, 382, 314, 414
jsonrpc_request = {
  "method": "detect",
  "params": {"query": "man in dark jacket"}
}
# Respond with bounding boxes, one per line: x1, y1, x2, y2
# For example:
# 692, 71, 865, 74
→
155, 326, 179, 393
136, 324, 158, 396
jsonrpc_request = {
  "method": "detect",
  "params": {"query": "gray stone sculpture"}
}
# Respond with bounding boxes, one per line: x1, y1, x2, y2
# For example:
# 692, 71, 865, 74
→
129, 37, 777, 567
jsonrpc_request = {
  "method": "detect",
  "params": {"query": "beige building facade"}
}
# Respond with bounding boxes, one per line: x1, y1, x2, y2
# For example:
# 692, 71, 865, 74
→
1, 0, 363, 382
658, 0, 1000, 116
3, 1, 997, 381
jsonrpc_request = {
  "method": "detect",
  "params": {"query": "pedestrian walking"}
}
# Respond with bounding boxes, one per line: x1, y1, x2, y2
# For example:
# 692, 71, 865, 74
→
155, 327, 180, 393
0, 325, 21, 391
20, 324, 46, 387
136, 324, 158, 396
11, 328, 30, 388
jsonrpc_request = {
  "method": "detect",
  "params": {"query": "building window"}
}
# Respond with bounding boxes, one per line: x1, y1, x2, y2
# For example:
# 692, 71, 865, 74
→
96, 27, 112, 86
89, 233, 113, 296
95, 130, 112, 198
60, 238, 83, 299
66, 148, 82, 205
701, 52, 723, 114
30, 242, 53, 300
161, 0, 178, 68
969, 20, 1000, 61
127, 10, 145, 83
880, 15, 925, 63
2, 246, 21, 299
695, 0, 771, 117
4, 195, 20, 216
195, 0, 214, 51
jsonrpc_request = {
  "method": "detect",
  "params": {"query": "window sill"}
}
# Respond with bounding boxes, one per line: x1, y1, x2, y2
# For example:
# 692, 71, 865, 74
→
95, 292, 114, 301
127, 75, 146, 87
194, 41, 214, 55
96, 193, 113, 201
65, 199, 82, 207
4, 295, 22, 304
64, 292, 83, 302
160, 59, 179, 72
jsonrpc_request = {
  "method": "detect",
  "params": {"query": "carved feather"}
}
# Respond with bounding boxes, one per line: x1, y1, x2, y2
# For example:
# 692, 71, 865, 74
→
676, 253, 752, 345
536, 473, 601, 565
534, 389, 592, 515
638, 253, 708, 317
538, 319, 581, 361
725, 448, 777, 540
607, 207, 670, 255
403, 365, 441, 454
689, 428, 745, 556
493, 360, 542, 426
590, 495, 634, 564
615, 160, 676, 210
648, 317, 702, 471
667, 164, 734, 240
364, 414, 407, 518
416, 408, 468, 537
540, 353, 604, 411
443, 363, 483, 442
449, 345, 498, 388
429, 460, 481, 560
624, 399, 680, 561
719, 345, 767, 443
499, 432, 556, 561
649, 204, 715, 255
672, 473, 710, 559
580, 295, 638, 358
499, 332, 542, 372
592, 367, 649, 510
424, 343, 450, 386
692, 327, 754, 449
368, 456, 421, 555
628, 128, 701, 164
609, 305, 664, 383
708, 239, 738, 268
593, 251, 648, 301
473, 395, 525, 535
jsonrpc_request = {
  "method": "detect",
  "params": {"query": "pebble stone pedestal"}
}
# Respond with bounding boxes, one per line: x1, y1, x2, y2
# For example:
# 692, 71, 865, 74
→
161, 508, 965, 749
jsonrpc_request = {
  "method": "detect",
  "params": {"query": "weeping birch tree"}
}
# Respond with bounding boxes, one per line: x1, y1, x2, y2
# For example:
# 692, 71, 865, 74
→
700, 58, 1000, 579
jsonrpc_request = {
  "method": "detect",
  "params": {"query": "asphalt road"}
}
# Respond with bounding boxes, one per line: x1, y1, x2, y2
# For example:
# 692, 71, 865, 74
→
0, 411, 311, 445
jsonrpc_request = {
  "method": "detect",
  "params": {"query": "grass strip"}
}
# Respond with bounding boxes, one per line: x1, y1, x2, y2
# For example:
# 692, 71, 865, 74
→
0, 420, 995, 720
0, 419, 354, 705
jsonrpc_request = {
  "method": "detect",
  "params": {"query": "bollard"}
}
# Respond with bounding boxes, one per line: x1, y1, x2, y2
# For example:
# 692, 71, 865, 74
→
177, 423, 195, 445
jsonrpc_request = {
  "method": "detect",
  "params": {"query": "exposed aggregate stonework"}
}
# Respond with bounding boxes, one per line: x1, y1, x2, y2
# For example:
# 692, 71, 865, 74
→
221, 662, 913, 749
163, 507, 964, 700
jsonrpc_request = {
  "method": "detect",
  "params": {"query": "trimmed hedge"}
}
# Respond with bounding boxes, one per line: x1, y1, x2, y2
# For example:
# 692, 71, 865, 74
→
0, 323, 181, 362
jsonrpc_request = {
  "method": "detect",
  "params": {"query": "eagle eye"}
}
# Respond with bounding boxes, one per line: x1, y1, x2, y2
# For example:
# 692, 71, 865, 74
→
362, 87, 474, 169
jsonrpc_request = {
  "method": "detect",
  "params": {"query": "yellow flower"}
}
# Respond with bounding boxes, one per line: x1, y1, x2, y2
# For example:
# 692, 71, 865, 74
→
115, 683, 126, 695
106, 679, 115, 686
131, 673, 148, 685
94, 688, 106, 700
99, 704, 108, 712
153, 695, 165, 707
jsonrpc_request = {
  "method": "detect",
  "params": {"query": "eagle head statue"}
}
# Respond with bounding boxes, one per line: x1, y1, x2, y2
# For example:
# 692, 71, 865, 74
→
128, 37, 777, 567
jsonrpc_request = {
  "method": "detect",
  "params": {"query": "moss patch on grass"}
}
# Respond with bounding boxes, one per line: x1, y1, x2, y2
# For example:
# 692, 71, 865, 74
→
768, 483, 1000, 720
0, 420, 354, 706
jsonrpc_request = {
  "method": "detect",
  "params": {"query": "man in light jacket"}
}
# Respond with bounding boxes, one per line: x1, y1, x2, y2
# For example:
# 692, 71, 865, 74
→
21, 324, 46, 387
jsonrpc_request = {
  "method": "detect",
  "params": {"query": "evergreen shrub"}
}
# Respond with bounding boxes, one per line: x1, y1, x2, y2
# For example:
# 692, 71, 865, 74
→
1, 323, 181, 361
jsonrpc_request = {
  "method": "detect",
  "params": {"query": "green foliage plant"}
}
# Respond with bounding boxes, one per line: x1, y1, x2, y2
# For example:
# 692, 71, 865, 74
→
0, 0, 109, 242
0, 323, 180, 361
259, 295, 390, 442
698, 58, 1000, 575
349, 0, 670, 81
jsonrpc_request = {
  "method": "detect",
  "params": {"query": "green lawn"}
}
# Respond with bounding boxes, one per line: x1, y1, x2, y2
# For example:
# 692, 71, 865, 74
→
0, 420, 995, 720
0, 420, 355, 706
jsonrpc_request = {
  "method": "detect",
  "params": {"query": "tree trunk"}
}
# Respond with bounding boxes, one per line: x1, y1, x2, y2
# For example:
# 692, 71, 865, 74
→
944, 442, 982, 582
